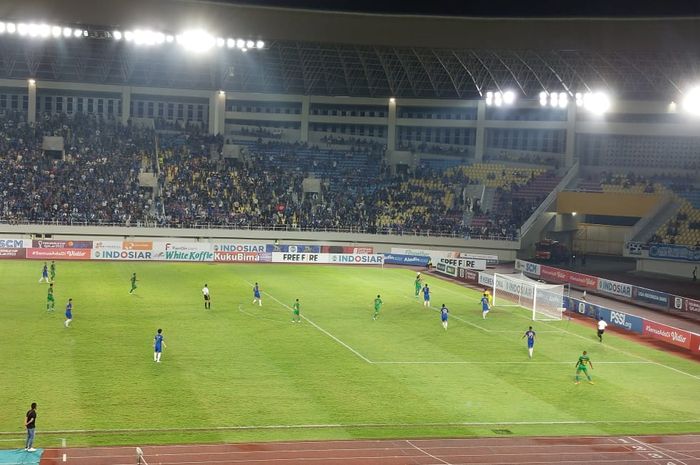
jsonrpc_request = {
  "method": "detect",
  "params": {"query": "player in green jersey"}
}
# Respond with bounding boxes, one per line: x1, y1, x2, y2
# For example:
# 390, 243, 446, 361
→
292, 299, 301, 323
373, 295, 383, 320
574, 351, 594, 384
49, 261, 56, 283
129, 273, 137, 294
46, 283, 55, 312
414, 273, 422, 298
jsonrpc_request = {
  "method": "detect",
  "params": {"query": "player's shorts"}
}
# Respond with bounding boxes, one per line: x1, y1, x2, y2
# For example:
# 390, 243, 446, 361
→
424, 296, 430, 301
597, 329, 605, 336
65, 314, 72, 320
576, 366, 588, 373
47, 295, 54, 301
527, 341, 534, 348
204, 295, 210, 301
374, 307, 381, 312
482, 307, 489, 312
293, 310, 300, 315
441, 316, 448, 322
254, 293, 261, 299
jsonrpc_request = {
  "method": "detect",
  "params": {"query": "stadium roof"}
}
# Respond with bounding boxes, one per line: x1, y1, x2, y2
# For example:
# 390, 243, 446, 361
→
0, 1, 699, 99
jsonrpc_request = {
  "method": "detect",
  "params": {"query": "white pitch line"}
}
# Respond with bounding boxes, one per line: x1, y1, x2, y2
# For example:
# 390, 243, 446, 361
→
406, 439, 452, 465
5, 419, 699, 436
372, 361, 655, 365
627, 436, 689, 465
244, 281, 373, 364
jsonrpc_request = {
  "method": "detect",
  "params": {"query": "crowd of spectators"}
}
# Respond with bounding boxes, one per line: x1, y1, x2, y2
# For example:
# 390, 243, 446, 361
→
0, 112, 156, 225
0, 113, 560, 238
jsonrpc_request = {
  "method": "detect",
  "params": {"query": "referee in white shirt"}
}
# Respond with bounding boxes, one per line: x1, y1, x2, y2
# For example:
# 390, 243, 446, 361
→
597, 318, 608, 342
202, 284, 211, 310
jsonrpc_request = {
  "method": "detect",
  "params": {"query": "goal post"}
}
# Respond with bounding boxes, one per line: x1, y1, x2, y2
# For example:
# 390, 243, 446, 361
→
492, 273, 565, 321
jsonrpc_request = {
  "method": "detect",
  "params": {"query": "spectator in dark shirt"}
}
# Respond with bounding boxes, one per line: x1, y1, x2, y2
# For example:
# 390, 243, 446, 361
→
25, 402, 37, 452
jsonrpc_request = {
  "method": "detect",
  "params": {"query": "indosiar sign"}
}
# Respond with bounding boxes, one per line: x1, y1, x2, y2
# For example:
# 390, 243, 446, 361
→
92, 249, 153, 260
596, 278, 633, 299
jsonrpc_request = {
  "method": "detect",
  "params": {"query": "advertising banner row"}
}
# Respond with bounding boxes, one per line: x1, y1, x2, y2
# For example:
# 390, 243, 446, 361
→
516, 259, 700, 316
565, 295, 699, 353
391, 247, 498, 266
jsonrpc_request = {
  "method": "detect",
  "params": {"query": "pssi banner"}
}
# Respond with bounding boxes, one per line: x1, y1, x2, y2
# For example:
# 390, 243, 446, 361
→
383, 253, 430, 266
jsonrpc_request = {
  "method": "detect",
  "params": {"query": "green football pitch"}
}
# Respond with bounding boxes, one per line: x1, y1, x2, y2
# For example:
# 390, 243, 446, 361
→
1, 260, 698, 448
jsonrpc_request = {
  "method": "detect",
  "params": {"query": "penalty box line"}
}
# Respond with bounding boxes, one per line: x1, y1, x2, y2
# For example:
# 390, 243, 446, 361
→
244, 280, 373, 364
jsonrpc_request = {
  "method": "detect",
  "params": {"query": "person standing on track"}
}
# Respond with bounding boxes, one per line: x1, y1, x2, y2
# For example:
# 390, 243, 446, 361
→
597, 318, 608, 342
574, 351, 594, 384
24, 402, 37, 452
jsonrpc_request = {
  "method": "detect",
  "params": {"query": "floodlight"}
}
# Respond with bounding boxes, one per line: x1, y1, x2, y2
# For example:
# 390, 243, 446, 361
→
256, 40, 264, 49
575, 92, 583, 107
179, 29, 215, 52
0, 22, 5, 34
62, 27, 72, 37
682, 86, 700, 115
539, 91, 547, 106
485, 91, 493, 106
246, 40, 254, 49
28, 23, 39, 37
558, 92, 568, 109
236, 39, 245, 49
73, 29, 82, 38
494, 92, 503, 106
18, 23, 28, 36
39, 24, 50, 37
549, 92, 558, 107
584, 91, 610, 114
389, 97, 396, 103
28, 78, 36, 85
216, 37, 225, 47
218, 90, 225, 96
503, 90, 515, 105
7, 22, 16, 34
155, 32, 164, 44
113, 30, 122, 40
124, 30, 134, 41
226, 38, 235, 48
51, 25, 61, 37
165, 34, 174, 43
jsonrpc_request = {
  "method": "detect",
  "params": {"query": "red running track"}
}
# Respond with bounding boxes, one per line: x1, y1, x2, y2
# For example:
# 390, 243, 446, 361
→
39, 434, 700, 465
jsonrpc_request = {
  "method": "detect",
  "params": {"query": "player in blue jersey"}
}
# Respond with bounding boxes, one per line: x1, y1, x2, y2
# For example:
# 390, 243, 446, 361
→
440, 304, 449, 330
422, 284, 431, 308
64, 299, 73, 328
522, 326, 536, 358
153, 329, 166, 362
481, 295, 490, 319
39, 262, 49, 283
252, 282, 262, 306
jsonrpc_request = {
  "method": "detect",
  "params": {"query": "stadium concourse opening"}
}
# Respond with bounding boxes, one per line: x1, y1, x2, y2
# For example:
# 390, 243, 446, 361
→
1, 1, 700, 464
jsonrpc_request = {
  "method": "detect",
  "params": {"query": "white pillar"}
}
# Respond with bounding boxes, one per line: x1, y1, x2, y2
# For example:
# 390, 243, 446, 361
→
27, 79, 37, 124
474, 101, 486, 162
209, 91, 226, 135
300, 96, 310, 142
565, 104, 577, 168
387, 97, 397, 151
121, 87, 131, 125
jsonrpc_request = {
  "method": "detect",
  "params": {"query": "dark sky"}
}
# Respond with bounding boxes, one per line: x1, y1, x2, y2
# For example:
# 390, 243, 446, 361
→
220, 0, 700, 17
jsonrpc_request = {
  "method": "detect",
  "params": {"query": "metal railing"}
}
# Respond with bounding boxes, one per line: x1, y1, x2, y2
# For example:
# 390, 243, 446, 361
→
0, 218, 518, 241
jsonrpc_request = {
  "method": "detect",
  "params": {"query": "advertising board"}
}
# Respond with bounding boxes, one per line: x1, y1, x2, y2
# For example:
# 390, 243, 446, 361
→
595, 307, 644, 334
539, 265, 599, 289
0, 248, 26, 259
32, 240, 93, 249
596, 278, 633, 299
515, 259, 541, 277
266, 244, 321, 253
212, 243, 266, 253
382, 253, 430, 266
478, 272, 494, 287
92, 249, 154, 260
214, 251, 272, 263
328, 254, 384, 265
643, 320, 692, 349
271, 252, 328, 263
26, 248, 91, 260
0, 238, 28, 248
437, 257, 487, 271
631, 287, 671, 308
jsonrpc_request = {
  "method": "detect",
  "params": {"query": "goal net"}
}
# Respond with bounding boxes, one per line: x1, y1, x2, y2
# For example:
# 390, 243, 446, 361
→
492, 273, 565, 321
